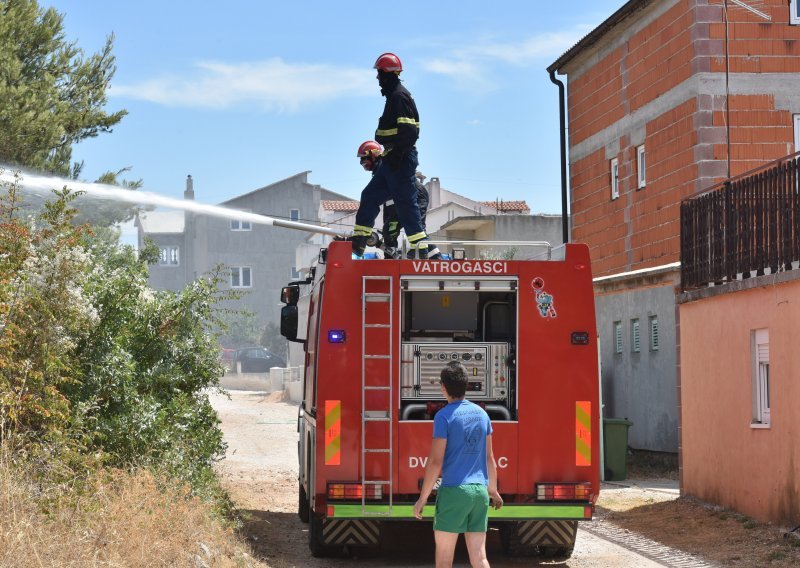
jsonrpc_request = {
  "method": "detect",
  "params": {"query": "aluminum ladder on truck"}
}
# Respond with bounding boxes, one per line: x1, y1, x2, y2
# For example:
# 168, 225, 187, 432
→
361, 275, 393, 516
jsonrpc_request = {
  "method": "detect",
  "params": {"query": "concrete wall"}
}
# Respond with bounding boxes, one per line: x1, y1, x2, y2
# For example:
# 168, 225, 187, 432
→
141, 232, 187, 291
679, 274, 800, 525
561, 0, 800, 277
595, 275, 679, 452
139, 173, 346, 341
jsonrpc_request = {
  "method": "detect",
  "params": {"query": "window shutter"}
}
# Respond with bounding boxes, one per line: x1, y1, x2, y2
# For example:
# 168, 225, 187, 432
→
614, 322, 622, 353
650, 316, 659, 351
632, 319, 640, 353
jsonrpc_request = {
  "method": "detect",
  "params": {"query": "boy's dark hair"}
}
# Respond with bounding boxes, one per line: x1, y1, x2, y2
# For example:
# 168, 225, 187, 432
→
440, 361, 468, 398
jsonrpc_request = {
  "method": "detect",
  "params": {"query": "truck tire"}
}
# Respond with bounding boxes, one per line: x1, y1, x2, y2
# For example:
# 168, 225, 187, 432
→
298, 484, 309, 523
309, 514, 343, 557
500, 520, 577, 558
500, 522, 538, 556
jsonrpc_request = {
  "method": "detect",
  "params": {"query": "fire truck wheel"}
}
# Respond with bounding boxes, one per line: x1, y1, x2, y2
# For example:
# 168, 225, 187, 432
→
309, 513, 345, 557
499, 523, 538, 557
298, 484, 310, 523
539, 545, 574, 560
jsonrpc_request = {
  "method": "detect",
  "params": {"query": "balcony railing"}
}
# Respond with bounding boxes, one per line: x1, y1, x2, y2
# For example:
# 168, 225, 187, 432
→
681, 152, 800, 290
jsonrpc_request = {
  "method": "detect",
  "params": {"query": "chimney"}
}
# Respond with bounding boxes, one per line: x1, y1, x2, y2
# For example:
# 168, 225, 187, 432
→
184, 175, 194, 200
428, 177, 441, 209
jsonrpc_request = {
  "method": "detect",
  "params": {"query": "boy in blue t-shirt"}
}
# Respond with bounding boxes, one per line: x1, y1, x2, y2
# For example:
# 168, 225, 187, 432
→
413, 361, 503, 568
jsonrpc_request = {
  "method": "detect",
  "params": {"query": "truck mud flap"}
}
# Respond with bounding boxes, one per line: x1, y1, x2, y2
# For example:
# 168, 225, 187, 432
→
500, 520, 578, 557
516, 520, 577, 547
322, 519, 380, 547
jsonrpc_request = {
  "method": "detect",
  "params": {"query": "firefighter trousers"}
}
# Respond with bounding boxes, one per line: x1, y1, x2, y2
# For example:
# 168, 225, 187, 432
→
354, 147, 427, 247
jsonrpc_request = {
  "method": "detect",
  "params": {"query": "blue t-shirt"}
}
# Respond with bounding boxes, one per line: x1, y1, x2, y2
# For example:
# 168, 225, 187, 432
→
433, 400, 493, 487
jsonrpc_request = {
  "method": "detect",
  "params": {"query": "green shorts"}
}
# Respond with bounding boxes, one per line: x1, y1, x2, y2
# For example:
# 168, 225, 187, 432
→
433, 484, 489, 533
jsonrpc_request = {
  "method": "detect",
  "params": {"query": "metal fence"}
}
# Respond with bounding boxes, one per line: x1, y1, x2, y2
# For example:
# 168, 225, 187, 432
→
681, 153, 800, 290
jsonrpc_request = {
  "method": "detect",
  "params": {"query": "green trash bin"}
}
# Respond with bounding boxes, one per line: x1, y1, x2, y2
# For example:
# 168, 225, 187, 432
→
603, 418, 632, 481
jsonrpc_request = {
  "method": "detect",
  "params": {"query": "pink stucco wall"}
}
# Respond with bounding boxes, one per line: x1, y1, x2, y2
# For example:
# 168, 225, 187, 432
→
680, 278, 800, 525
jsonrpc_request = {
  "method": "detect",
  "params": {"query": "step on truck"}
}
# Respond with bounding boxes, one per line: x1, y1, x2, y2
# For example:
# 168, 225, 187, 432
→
280, 240, 600, 559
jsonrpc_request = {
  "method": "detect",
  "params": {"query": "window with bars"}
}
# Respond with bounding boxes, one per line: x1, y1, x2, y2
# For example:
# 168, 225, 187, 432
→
158, 246, 179, 266
751, 329, 770, 427
610, 158, 619, 200
792, 0, 800, 25
649, 316, 659, 351
631, 319, 640, 353
230, 266, 252, 288
614, 321, 622, 354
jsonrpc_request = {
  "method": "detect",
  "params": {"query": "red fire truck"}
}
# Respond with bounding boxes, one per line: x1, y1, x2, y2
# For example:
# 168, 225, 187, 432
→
280, 240, 600, 558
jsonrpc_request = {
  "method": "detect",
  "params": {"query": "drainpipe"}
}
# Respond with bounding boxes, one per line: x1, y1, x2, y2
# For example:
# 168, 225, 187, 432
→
549, 69, 569, 244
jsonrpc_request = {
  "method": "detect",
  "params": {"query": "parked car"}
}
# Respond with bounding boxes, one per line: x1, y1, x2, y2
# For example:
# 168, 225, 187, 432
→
235, 347, 285, 372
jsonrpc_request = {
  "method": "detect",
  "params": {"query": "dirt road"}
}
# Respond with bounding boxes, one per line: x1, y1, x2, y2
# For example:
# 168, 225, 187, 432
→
210, 390, 708, 568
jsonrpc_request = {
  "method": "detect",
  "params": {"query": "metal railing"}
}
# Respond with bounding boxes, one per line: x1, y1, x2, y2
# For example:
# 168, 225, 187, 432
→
681, 152, 800, 290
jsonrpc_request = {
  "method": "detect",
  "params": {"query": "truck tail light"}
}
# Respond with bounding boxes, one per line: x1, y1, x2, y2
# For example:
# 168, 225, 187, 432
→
327, 483, 383, 500
535, 482, 591, 502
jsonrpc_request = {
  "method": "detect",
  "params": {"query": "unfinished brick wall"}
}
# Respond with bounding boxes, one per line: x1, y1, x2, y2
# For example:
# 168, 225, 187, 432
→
565, 0, 800, 276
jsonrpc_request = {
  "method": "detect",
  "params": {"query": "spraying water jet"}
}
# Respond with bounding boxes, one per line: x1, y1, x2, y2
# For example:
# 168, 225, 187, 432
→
0, 166, 347, 238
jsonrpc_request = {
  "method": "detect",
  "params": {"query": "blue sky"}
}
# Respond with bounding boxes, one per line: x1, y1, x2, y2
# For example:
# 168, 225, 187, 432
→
46, 0, 627, 220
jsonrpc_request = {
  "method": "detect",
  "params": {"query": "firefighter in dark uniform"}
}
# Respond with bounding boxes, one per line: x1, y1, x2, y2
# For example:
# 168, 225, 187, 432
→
357, 140, 440, 259
352, 52, 434, 259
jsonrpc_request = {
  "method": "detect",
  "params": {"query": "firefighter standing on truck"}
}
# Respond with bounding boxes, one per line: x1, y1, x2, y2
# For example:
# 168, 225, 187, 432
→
352, 52, 432, 259
357, 140, 441, 260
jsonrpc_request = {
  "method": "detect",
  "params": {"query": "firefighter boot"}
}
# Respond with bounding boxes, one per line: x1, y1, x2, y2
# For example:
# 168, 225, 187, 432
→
383, 247, 401, 260
351, 235, 368, 256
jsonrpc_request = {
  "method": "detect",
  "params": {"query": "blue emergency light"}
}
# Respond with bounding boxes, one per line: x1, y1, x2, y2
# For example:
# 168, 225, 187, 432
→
328, 330, 346, 343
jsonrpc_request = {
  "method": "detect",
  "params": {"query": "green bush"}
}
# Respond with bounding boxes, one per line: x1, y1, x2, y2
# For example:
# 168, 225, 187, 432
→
0, 175, 231, 499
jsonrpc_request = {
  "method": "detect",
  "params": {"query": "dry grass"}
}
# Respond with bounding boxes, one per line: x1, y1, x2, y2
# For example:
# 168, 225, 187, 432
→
0, 448, 259, 567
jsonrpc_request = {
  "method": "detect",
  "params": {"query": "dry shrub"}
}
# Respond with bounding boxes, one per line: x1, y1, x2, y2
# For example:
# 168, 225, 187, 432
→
0, 448, 257, 567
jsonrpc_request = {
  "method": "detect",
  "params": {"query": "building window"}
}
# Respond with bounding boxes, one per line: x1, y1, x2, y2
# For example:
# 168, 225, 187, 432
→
792, 0, 800, 25
291, 266, 302, 280
794, 114, 800, 151
631, 319, 640, 353
610, 158, 619, 200
158, 246, 179, 266
649, 316, 659, 351
614, 321, 622, 354
231, 266, 252, 288
290, 208, 300, 222
752, 329, 770, 427
636, 145, 646, 189
231, 219, 252, 231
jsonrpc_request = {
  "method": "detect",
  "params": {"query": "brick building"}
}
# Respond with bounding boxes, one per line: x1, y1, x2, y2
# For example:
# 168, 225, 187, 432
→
548, 0, 800, 454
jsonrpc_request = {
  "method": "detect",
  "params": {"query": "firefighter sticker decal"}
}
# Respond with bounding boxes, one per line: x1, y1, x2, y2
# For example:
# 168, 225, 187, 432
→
532, 277, 557, 318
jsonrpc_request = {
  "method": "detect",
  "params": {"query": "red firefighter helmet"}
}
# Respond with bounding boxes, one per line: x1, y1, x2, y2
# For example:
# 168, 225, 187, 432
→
357, 140, 383, 159
373, 52, 403, 73
357, 140, 383, 171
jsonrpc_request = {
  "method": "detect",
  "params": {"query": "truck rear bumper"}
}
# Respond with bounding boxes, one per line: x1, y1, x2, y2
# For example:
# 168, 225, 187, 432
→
327, 502, 592, 520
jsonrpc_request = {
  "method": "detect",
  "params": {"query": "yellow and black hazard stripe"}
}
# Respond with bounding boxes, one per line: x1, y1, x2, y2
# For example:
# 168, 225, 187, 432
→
325, 400, 341, 466
575, 401, 591, 466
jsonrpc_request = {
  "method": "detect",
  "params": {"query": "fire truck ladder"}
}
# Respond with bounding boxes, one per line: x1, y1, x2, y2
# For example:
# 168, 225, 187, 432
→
361, 275, 393, 516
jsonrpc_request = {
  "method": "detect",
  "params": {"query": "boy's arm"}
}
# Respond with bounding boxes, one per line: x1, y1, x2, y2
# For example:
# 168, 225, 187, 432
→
413, 438, 446, 519
486, 434, 503, 509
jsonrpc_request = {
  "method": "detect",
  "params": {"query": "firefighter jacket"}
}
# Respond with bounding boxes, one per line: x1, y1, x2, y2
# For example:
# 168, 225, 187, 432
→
375, 82, 419, 158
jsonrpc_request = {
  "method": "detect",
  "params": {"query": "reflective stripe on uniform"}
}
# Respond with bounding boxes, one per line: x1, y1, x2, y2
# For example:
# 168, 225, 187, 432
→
396, 117, 420, 127
407, 231, 427, 244
376, 128, 398, 136
353, 225, 373, 236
